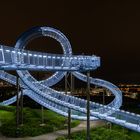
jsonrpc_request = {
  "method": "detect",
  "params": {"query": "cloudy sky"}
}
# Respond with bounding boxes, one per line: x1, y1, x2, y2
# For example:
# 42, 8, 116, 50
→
0, 0, 140, 84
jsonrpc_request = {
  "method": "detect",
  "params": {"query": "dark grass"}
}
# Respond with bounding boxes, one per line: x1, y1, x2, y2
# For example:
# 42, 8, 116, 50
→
0, 106, 80, 137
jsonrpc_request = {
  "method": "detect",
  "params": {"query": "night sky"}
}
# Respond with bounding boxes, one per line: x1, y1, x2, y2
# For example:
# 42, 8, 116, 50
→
0, 0, 140, 84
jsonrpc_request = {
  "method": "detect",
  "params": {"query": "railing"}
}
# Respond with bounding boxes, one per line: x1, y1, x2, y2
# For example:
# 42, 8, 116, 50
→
0, 45, 100, 71
1, 68, 140, 132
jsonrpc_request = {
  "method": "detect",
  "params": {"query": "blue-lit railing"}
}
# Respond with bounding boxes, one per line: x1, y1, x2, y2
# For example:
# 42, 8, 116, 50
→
0, 45, 100, 71
0, 26, 140, 133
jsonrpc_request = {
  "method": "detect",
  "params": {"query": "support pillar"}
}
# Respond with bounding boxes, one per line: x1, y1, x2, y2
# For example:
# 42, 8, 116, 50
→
70, 73, 74, 95
86, 71, 90, 140
103, 89, 105, 105
41, 106, 44, 125
65, 72, 71, 139
68, 108, 71, 139
20, 88, 23, 125
65, 72, 68, 95
16, 76, 20, 137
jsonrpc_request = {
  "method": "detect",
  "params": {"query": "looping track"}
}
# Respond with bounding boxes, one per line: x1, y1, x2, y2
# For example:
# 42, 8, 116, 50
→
0, 26, 140, 132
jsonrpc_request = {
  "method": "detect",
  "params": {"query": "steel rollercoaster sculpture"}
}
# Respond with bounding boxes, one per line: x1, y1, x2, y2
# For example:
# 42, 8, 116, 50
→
0, 26, 140, 132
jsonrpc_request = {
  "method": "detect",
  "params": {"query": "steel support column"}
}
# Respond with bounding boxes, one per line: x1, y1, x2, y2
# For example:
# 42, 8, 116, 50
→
70, 73, 74, 95
16, 76, 20, 137
65, 72, 68, 95
86, 71, 90, 140
65, 72, 71, 139
68, 108, 71, 139
20, 88, 23, 125
103, 89, 105, 105
41, 106, 44, 125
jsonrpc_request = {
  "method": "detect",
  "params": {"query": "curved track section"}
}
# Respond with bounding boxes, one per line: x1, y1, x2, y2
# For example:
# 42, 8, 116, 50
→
1, 26, 140, 132
13, 26, 121, 114
73, 72, 122, 109
15, 26, 72, 89
1, 71, 140, 132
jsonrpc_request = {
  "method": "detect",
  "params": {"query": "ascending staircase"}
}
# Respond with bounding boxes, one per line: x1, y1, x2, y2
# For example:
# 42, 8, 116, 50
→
1, 70, 140, 132
0, 26, 140, 133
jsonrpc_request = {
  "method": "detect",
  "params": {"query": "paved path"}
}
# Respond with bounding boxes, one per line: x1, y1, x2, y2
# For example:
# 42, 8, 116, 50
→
0, 120, 105, 140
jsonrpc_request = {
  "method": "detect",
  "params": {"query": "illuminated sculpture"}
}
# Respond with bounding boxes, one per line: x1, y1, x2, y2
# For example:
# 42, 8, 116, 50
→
0, 26, 140, 132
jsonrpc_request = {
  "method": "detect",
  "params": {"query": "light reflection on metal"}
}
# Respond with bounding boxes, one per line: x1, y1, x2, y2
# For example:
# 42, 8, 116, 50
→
0, 26, 140, 133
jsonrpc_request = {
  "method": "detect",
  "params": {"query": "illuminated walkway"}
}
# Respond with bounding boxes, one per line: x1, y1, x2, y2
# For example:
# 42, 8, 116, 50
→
0, 26, 140, 133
